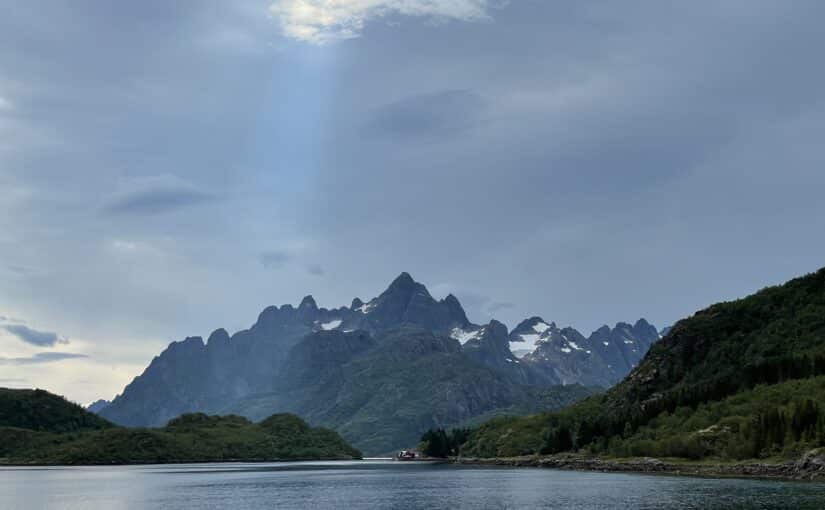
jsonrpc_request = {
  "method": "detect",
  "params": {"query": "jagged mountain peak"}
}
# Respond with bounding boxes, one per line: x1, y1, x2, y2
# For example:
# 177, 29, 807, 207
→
375, 273, 432, 305
385, 271, 420, 293
352, 272, 471, 333
511, 316, 556, 335
461, 319, 521, 373
299, 295, 318, 310
509, 317, 559, 358
594, 324, 611, 334
257, 305, 279, 322
487, 319, 509, 336
244, 273, 471, 340
442, 293, 470, 325
207, 328, 230, 345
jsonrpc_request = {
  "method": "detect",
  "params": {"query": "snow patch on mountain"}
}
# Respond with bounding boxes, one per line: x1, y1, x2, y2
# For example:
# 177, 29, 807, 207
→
510, 332, 545, 358
451, 327, 483, 344
533, 321, 552, 333
356, 301, 376, 314
321, 319, 343, 330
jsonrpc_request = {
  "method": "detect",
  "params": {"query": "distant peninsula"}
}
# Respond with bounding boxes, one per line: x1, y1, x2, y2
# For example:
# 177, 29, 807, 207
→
0, 388, 361, 465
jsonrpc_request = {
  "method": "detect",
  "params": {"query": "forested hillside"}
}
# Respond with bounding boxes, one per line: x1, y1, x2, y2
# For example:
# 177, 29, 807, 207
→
463, 267, 825, 461
0, 388, 112, 432
0, 389, 361, 465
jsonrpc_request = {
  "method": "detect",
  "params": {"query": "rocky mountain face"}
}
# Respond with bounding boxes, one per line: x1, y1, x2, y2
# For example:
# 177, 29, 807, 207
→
506, 317, 660, 387
99, 273, 658, 454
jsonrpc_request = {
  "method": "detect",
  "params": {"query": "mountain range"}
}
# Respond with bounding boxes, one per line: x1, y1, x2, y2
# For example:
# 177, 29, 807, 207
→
98, 272, 661, 454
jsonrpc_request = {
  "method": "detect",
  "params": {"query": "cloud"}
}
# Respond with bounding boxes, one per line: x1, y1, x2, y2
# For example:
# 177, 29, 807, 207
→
102, 175, 214, 216
259, 250, 324, 276
307, 263, 325, 276
487, 301, 515, 313
269, 0, 494, 44
0, 95, 12, 111
0, 352, 88, 365
259, 250, 292, 268
2, 324, 68, 347
366, 89, 485, 138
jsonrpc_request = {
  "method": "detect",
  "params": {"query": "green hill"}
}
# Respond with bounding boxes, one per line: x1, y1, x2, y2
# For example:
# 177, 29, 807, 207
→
0, 389, 361, 465
0, 388, 113, 432
463, 267, 825, 461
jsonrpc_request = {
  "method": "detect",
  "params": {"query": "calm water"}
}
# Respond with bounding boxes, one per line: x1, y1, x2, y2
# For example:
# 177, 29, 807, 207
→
1, 460, 824, 510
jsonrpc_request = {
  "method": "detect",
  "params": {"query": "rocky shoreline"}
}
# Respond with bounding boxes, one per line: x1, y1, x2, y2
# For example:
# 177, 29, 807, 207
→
454, 449, 825, 482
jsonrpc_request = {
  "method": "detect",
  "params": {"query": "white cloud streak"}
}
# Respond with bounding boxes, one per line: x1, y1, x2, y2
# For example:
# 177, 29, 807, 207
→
269, 0, 493, 44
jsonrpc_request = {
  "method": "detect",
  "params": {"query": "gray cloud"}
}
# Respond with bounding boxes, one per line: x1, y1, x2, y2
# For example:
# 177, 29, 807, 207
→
260, 252, 324, 277
0, 352, 88, 365
487, 302, 515, 314
2, 324, 68, 347
366, 89, 485, 138
259, 250, 292, 268
102, 175, 214, 216
2, 1, 825, 404
259, 250, 325, 277
307, 263, 325, 276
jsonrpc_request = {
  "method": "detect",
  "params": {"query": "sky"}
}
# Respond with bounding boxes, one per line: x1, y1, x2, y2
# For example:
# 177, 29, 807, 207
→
2, 0, 825, 405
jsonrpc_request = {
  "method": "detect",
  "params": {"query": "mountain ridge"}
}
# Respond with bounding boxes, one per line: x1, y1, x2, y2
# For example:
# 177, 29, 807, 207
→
98, 272, 659, 453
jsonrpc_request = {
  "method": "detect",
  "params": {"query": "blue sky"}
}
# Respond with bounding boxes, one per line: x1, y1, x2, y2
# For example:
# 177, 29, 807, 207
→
2, 0, 825, 403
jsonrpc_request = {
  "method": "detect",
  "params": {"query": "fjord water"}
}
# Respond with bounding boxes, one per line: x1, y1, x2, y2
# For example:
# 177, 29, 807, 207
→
2, 461, 824, 510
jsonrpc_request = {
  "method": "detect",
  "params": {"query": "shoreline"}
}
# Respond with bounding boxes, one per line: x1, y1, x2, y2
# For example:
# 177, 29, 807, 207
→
0, 456, 363, 468
453, 452, 825, 482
